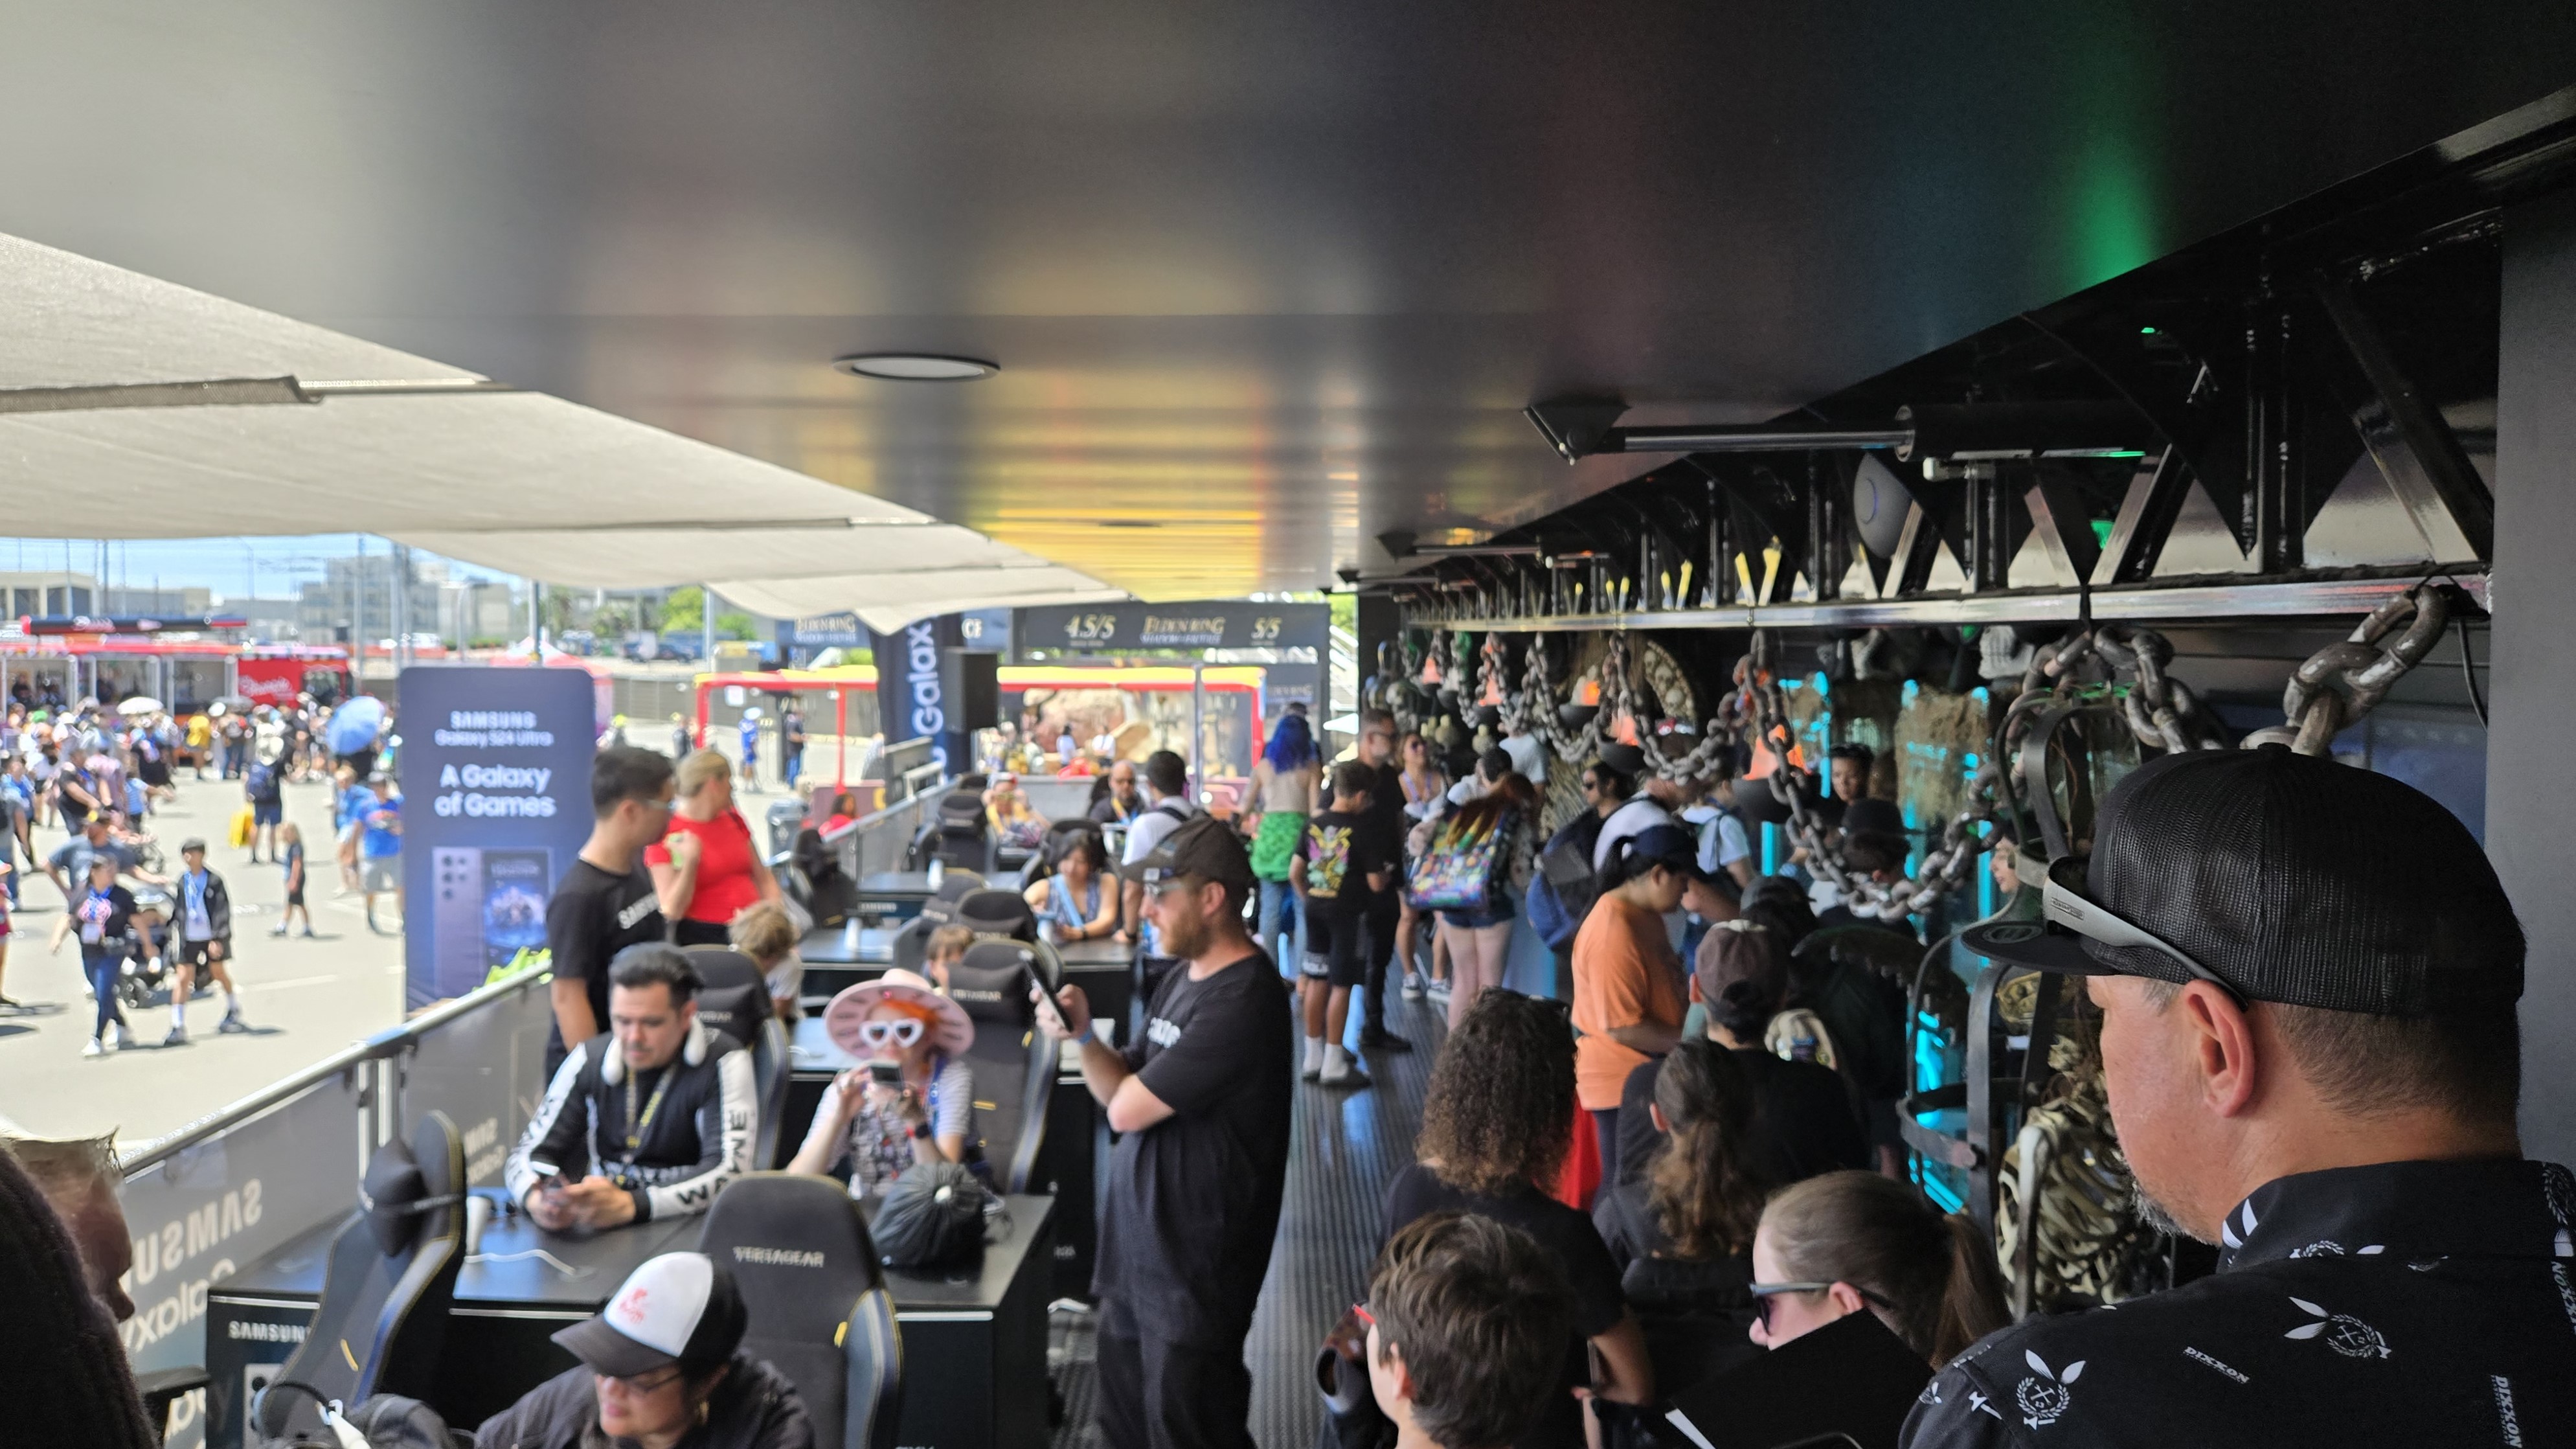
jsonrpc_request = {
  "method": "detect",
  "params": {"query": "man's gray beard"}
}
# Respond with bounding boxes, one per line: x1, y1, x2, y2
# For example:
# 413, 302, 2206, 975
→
2129, 1177, 2211, 1244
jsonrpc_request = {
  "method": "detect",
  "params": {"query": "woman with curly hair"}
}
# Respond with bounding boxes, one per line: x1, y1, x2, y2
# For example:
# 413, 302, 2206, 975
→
1379, 990, 1653, 1448
1591, 1039, 1772, 1395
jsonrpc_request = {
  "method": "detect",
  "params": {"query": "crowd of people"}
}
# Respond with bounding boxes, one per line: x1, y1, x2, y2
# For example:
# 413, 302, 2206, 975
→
0, 688, 404, 1057
3, 692, 2566, 1449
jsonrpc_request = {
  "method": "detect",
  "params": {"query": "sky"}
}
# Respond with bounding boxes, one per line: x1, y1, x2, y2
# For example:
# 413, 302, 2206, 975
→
0, 534, 517, 603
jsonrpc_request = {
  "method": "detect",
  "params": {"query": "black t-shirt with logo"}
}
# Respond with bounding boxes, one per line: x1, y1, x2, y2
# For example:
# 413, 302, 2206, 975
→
1298, 807, 1394, 912
544, 858, 666, 1070
1093, 952, 1294, 1337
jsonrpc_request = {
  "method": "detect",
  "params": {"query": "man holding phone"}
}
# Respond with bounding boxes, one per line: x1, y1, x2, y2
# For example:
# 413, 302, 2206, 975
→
508, 944, 758, 1229
1036, 816, 1291, 1449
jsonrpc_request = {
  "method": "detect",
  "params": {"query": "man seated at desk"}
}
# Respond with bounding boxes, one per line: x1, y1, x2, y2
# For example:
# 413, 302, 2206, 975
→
506, 944, 759, 1229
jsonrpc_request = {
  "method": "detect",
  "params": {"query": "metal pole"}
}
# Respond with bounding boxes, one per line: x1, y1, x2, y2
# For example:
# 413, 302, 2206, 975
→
1190, 660, 1205, 803
700, 585, 715, 665
392, 544, 412, 674
835, 685, 848, 790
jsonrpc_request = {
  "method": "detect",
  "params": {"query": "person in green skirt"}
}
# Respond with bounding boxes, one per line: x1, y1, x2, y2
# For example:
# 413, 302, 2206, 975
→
1245, 711, 1320, 968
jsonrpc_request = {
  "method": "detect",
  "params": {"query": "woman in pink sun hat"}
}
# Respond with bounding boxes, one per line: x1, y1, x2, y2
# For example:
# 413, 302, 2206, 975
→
786, 970, 982, 1197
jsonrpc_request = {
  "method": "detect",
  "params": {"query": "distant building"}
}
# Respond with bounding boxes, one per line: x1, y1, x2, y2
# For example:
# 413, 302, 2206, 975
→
221, 597, 304, 645
103, 585, 214, 617
0, 570, 98, 619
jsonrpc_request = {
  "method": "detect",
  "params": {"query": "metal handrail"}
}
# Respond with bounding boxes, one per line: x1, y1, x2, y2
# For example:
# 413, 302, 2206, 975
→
117, 967, 552, 1175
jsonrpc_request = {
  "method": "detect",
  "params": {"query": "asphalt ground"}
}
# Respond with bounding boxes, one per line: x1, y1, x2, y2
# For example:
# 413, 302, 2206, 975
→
0, 763, 407, 1150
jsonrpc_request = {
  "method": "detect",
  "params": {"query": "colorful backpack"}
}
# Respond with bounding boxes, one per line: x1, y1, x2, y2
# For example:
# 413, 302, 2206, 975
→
1405, 806, 1516, 914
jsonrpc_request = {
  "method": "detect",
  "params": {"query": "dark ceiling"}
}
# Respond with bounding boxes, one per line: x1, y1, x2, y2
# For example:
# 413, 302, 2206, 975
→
3, 2, 2571, 597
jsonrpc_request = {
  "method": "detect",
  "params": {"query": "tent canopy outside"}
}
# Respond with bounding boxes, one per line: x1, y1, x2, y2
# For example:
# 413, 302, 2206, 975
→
0, 233, 1122, 628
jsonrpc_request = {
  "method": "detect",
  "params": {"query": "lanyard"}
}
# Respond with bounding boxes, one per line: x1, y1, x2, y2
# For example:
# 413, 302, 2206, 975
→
624, 1062, 674, 1153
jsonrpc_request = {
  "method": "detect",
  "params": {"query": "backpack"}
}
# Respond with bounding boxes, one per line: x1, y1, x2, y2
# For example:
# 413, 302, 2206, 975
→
1404, 806, 1516, 914
245, 760, 279, 803
1528, 812, 1608, 952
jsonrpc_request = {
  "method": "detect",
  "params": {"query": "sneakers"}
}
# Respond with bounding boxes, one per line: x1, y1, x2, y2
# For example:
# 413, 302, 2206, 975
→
269, 924, 288, 937
162, 1025, 188, 1047
82, 1036, 104, 1058
1359, 1027, 1414, 1053
219, 1010, 249, 1034
1400, 972, 1425, 1001
1426, 976, 1452, 1001
1318, 1045, 1371, 1088
1301, 1037, 1326, 1082
103, 1021, 122, 1051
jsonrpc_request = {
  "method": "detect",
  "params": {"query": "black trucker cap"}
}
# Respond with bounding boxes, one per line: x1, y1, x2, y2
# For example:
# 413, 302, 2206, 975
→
1961, 744, 2522, 1016
1119, 813, 1257, 891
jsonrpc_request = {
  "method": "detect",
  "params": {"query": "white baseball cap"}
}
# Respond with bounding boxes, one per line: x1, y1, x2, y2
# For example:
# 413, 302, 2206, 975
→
552, 1251, 747, 1378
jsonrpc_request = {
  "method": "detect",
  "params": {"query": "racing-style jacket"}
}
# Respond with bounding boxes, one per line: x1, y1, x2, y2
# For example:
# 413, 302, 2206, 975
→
504, 1020, 756, 1222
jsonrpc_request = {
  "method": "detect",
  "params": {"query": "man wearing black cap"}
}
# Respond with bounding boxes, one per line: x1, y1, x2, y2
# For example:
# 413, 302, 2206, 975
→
1904, 746, 2575, 1446
473, 1250, 813, 1449
1037, 814, 1293, 1449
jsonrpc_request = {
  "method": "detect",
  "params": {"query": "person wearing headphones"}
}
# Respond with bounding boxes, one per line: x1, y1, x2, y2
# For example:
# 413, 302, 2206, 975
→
505, 944, 759, 1229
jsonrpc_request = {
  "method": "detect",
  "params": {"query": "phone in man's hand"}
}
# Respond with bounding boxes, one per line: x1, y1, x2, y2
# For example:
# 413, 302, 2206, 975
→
1021, 959, 1070, 1036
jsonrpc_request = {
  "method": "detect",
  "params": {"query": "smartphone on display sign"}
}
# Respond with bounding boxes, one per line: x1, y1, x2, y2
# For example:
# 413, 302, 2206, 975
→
432, 847, 484, 996
480, 849, 552, 972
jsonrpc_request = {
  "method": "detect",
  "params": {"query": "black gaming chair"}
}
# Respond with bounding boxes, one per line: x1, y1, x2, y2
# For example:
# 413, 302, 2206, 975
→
910, 790, 995, 873
698, 1173, 904, 1449
887, 871, 989, 976
943, 939, 1063, 1192
951, 887, 1038, 944
249, 1112, 466, 1441
684, 946, 794, 1168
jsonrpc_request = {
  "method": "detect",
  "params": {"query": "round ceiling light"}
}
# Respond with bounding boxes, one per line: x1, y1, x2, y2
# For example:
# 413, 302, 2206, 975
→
831, 352, 998, 381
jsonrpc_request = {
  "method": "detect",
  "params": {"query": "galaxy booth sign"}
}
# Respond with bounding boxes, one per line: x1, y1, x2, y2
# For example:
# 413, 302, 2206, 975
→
399, 667, 596, 1009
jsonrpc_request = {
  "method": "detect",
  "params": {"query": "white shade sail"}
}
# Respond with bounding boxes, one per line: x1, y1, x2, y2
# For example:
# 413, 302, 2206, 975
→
0, 232, 1122, 626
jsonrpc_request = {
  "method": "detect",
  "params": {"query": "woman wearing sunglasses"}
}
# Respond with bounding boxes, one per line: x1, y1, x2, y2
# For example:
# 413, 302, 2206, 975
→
788, 970, 978, 1197
1744, 1170, 2006, 1365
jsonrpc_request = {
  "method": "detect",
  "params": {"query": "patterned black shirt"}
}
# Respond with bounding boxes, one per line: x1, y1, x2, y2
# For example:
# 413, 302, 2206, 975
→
1903, 1158, 2576, 1448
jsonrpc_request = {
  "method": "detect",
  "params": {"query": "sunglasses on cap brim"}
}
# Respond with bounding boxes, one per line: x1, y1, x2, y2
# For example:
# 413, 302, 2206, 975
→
2028, 856, 2246, 1006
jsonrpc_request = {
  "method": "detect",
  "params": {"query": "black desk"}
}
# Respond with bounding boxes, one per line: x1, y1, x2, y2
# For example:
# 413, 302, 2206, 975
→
207, 1195, 1059, 1449
857, 871, 938, 909
1052, 937, 1134, 1042
206, 1211, 700, 1447
879, 1194, 1056, 1449
800, 919, 900, 966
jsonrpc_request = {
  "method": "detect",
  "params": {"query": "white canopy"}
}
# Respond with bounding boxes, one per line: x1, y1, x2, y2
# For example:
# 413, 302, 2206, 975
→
0, 233, 1124, 630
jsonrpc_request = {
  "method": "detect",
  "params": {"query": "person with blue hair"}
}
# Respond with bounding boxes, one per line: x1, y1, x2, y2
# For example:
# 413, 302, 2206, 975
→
1243, 712, 1320, 968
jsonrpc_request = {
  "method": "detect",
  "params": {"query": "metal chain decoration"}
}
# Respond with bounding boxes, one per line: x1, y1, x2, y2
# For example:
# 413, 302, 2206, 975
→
1407, 582, 2448, 915
1735, 632, 1994, 924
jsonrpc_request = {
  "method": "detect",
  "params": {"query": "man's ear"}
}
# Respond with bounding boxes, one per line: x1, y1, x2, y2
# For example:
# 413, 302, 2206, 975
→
2177, 981, 2261, 1119
1648, 1101, 1670, 1134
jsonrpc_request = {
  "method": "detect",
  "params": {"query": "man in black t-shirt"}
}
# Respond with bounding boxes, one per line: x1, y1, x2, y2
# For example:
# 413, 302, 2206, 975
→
1291, 760, 1394, 1088
543, 747, 676, 1075
1037, 815, 1292, 1449
1355, 709, 1413, 1053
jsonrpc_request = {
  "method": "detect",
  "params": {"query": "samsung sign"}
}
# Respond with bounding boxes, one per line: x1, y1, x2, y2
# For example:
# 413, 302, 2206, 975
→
872, 614, 967, 773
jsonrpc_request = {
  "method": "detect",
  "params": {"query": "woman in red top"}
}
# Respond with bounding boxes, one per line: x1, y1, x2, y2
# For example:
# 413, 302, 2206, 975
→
646, 749, 783, 946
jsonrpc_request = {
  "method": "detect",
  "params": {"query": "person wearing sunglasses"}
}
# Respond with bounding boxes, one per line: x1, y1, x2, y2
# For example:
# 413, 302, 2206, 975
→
473, 1251, 814, 1449
788, 970, 979, 1198
1910, 745, 2563, 1448
1746, 1170, 2004, 1365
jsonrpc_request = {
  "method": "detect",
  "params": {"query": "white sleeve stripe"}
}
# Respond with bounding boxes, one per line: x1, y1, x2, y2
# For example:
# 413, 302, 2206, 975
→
504, 1042, 589, 1202
644, 1048, 758, 1220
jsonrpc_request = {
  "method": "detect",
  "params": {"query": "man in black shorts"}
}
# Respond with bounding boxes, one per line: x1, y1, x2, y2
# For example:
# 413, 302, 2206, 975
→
164, 838, 246, 1044
1355, 709, 1413, 1054
1291, 761, 1394, 1088
544, 747, 674, 1076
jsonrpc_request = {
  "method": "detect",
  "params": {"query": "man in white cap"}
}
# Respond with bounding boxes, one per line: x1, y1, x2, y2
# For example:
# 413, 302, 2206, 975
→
471, 1251, 813, 1449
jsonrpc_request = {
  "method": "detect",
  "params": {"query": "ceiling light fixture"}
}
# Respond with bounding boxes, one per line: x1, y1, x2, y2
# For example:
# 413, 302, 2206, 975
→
831, 353, 999, 382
